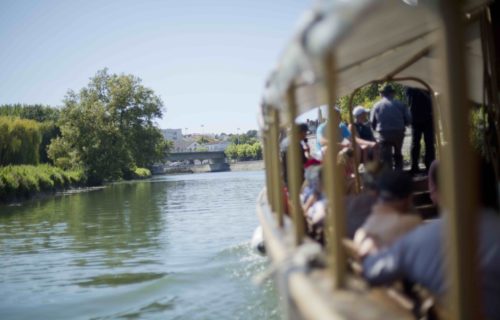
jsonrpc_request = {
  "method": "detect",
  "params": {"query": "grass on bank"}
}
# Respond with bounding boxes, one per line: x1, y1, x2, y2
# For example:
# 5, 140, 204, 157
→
0, 164, 85, 201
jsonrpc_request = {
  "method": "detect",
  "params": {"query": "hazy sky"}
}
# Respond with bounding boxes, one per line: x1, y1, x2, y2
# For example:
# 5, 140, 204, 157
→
0, 0, 311, 133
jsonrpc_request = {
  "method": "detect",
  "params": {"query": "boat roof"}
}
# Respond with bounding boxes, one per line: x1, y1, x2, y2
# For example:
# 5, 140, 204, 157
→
262, 0, 491, 126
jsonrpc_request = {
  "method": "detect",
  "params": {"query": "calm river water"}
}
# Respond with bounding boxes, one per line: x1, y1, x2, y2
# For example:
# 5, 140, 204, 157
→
0, 171, 279, 320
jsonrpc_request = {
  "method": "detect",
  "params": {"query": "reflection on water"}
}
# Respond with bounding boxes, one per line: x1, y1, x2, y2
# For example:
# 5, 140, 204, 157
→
0, 171, 278, 320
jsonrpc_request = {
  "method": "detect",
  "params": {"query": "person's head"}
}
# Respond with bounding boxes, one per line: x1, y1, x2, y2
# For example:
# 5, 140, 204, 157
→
362, 161, 384, 193
376, 169, 413, 212
298, 123, 309, 140
428, 159, 498, 211
353, 106, 369, 123
379, 84, 396, 99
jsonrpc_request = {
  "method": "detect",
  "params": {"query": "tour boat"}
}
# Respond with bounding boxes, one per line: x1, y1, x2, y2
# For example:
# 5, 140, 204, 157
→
256, 0, 499, 319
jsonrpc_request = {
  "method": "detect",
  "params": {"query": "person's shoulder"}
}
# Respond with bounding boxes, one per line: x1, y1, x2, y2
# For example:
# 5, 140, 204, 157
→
401, 218, 442, 245
316, 122, 326, 133
372, 99, 384, 108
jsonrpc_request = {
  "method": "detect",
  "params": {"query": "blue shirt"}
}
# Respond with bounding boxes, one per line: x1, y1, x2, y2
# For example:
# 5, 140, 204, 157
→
370, 97, 411, 132
315, 122, 351, 151
362, 209, 500, 320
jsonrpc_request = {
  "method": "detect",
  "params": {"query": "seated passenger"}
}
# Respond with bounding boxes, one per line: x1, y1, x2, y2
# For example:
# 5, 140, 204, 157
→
337, 147, 356, 195
315, 108, 351, 159
280, 123, 310, 186
302, 165, 326, 243
349, 106, 379, 162
345, 162, 383, 238
361, 161, 500, 320
350, 106, 376, 141
354, 169, 422, 256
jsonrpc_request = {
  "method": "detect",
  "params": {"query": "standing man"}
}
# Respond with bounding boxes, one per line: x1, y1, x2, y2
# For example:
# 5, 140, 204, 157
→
405, 87, 435, 174
370, 84, 411, 170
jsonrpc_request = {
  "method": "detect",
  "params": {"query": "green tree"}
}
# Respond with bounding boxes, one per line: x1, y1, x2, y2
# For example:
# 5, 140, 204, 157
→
336, 82, 405, 121
0, 104, 61, 122
48, 69, 168, 184
0, 117, 42, 165
224, 144, 238, 160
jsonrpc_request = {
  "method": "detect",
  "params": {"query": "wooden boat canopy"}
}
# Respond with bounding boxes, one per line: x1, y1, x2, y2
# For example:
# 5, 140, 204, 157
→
262, 0, 491, 126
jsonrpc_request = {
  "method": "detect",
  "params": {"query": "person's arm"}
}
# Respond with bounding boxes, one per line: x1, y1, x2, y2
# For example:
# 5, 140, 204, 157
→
355, 137, 376, 148
362, 238, 406, 286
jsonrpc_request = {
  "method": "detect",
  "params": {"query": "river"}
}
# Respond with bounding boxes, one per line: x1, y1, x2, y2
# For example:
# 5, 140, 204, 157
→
0, 171, 279, 320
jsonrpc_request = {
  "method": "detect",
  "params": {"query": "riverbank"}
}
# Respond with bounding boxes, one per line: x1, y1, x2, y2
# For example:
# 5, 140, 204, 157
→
161, 160, 264, 175
0, 165, 151, 205
0, 165, 85, 203
229, 160, 264, 171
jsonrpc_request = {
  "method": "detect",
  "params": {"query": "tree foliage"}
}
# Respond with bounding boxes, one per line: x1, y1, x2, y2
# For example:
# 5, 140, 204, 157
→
0, 116, 42, 166
0, 104, 61, 164
229, 130, 259, 145
48, 69, 168, 184
0, 104, 61, 122
225, 142, 262, 161
336, 82, 406, 121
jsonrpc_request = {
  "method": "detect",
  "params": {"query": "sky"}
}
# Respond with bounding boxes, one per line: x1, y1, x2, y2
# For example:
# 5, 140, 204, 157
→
0, 0, 311, 134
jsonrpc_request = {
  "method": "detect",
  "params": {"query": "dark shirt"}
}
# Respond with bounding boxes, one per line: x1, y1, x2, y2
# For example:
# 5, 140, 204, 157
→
405, 87, 433, 125
353, 122, 375, 142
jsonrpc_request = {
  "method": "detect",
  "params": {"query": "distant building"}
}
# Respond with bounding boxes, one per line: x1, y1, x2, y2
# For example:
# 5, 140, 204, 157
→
186, 141, 202, 152
162, 129, 183, 142
172, 139, 194, 152
206, 141, 230, 152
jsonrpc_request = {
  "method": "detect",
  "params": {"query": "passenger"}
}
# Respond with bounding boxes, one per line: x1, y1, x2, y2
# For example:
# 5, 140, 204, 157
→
349, 105, 379, 162
300, 161, 322, 212
317, 107, 377, 161
345, 162, 383, 238
350, 106, 376, 142
303, 148, 361, 243
370, 84, 411, 170
280, 123, 310, 186
337, 147, 356, 195
405, 87, 435, 174
354, 169, 422, 255
315, 107, 351, 159
302, 165, 326, 243
361, 161, 500, 320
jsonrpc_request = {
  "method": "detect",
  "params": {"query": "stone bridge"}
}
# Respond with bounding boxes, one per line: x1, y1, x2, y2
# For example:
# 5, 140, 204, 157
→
166, 151, 227, 164
148, 152, 230, 175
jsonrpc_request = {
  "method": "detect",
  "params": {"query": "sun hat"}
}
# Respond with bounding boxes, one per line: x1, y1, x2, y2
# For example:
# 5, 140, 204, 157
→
352, 106, 368, 117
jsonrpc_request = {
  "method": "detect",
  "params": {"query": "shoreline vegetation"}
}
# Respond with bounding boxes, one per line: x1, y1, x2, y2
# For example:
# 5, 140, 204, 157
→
0, 165, 152, 204
0, 69, 164, 204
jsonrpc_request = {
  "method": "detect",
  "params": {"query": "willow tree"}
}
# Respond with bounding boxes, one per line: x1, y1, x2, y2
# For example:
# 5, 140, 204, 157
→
48, 69, 168, 184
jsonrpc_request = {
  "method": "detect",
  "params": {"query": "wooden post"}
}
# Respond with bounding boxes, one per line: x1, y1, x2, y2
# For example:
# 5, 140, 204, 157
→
263, 127, 275, 212
347, 89, 362, 193
269, 109, 285, 227
437, 0, 480, 318
323, 53, 347, 288
285, 86, 306, 245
